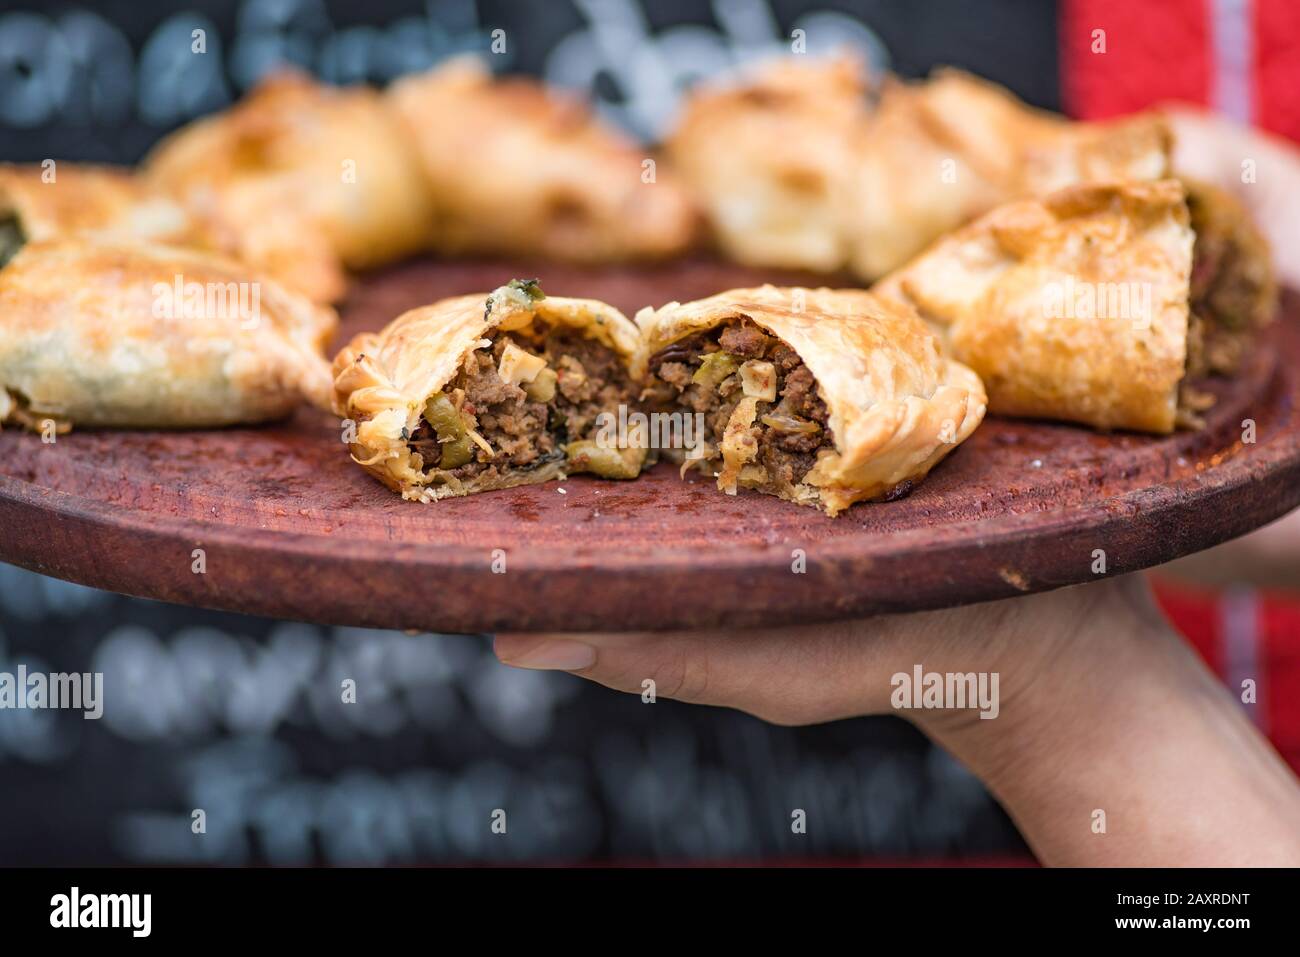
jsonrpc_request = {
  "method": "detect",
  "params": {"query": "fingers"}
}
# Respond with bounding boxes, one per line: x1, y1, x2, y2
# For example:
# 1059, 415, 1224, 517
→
490, 637, 597, 672
494, 630, 724, 713
494, 579, 1153, 726
495, 619, 908, 725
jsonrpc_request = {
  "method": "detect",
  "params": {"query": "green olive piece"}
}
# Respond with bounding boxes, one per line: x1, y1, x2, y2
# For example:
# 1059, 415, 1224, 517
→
524, 367, 558, 402
422, 392, 474, 469
691, 351, 740, 389
438, 434, 475, 469
423, 392, 465, 437
564, 439, 647, 480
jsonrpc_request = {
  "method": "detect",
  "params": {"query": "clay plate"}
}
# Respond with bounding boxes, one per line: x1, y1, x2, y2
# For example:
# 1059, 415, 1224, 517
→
1, 259, 1297, 633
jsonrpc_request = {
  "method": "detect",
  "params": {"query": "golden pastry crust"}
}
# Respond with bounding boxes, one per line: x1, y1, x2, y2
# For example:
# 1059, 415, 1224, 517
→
638, 285, 986, 515
332, 284, 645, 500
1019, 110, 1172, 195
145, 70, 436, 303
667, 55, 870, 272
387, 57, 697, 262
0, 163, 193, 244
0, 239, 337, 430
847, 69, 1172, 279
873, 180, 1195, 433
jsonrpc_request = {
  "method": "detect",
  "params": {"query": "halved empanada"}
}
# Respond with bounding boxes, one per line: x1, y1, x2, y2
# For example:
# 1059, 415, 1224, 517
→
847, 69, 1172, 279
666, 55, 870, 272
387, 58, 696, 262
0, 239, 336, 431
333, 281, 649, 500
0, 163, 194, 265
145, 70, 436, 303
872, 179, 1275, 433
637, 286, 986, 515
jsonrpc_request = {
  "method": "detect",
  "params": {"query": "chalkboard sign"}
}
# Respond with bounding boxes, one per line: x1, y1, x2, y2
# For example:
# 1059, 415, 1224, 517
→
0, 0, 1059, 161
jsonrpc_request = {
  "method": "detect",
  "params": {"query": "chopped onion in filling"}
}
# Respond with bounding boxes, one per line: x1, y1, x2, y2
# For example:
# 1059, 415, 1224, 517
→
466, 428, 495, 456
498, 341, 548, 386
760, 412, 820, 434
718, 396, 761, 493
739, 360, 777, 401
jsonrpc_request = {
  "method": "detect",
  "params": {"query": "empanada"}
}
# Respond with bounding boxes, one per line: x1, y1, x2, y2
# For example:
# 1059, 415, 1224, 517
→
848, 69, 1172, 279
145, 70, 436, 303
0, 163, 193, 263
637, 286, 986, 515
387, 58, 696, 262
0, 239, 336, 431
872, 179, 1275, 433
332, 280, 650, 501
666, 55, 870, 272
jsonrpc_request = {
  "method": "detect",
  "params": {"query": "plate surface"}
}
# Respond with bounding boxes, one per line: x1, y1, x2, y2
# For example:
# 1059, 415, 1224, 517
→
1, 260, 1297, 633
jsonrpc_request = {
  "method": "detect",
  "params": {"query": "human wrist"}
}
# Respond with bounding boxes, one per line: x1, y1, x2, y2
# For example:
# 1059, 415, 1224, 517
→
905, 577, 1300, 865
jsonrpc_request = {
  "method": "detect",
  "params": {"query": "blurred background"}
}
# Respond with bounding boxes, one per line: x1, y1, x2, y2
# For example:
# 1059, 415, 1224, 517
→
0, 0, 1296, 865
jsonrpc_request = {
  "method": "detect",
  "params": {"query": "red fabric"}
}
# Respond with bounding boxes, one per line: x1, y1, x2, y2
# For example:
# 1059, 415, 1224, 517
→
1063, 0, 1300, 141
1155, 580, 1223, 673
1153, 578, 1300, 772
1259, 597, 1300, 754
1061, 0, 1210, 120
1254, 0, 1300, 141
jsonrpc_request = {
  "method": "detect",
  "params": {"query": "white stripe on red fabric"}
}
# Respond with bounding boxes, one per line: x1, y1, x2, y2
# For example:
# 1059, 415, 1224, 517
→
1211, 0, 1255, 123
1220, 586, 1265, 730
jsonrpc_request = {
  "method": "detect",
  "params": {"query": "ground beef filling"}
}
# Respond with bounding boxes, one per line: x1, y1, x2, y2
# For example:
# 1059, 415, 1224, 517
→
1176, 185, 1276, 427
646, 318, 834, 489
408, 329, 638, 484
1184, 187, 1274, 380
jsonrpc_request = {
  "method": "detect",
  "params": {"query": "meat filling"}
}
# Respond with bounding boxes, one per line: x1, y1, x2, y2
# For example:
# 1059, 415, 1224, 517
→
1178, 184, 1275, 426
1184, 186, 1275, 374
645, 318, 835, 494
408, 328, 644, 486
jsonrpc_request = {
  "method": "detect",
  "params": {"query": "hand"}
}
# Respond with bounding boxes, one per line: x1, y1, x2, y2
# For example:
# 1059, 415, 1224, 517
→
496, 575, 1300, 865
499, 577, 1058, 727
